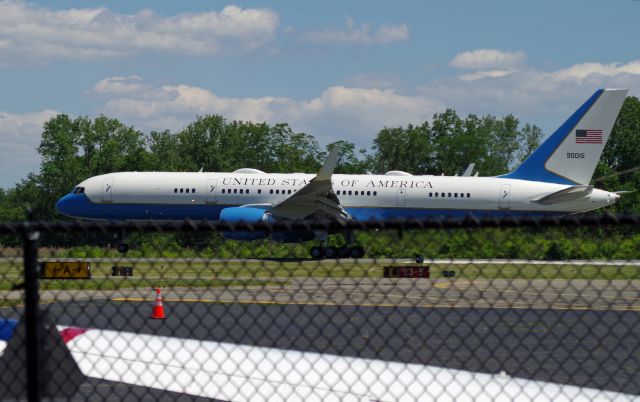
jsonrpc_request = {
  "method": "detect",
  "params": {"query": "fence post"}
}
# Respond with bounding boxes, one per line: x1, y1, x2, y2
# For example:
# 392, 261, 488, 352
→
23, 218, 41, 402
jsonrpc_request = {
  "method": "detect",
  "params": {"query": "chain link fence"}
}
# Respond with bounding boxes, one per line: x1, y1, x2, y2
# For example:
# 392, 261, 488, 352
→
1, 215, 639, 401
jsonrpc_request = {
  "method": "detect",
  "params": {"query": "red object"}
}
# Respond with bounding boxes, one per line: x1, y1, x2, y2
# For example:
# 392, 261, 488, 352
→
59, 327, 88, 343
150, 288, 166, 319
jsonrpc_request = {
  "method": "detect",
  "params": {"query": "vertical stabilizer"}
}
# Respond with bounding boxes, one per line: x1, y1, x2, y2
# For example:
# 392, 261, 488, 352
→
501, 89, 627, 184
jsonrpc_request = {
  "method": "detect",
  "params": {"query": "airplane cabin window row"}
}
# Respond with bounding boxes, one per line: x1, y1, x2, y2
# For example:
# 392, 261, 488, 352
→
174, 188, 196, 194
218, 188, 302, 195
221, 188, 252, 194
336, 190, 378, 196
270, 189, 297, 195
429, 192, 471, 198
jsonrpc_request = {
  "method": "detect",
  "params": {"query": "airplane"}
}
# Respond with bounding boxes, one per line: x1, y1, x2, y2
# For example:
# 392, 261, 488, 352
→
55, 89, 628, 258
2, 318, 639, 401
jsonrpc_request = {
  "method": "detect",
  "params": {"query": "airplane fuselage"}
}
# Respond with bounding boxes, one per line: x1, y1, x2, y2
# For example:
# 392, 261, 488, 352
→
56, 171, 618, 221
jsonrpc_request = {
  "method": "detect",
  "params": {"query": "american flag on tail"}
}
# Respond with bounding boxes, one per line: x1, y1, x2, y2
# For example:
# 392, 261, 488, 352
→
575, 129, 603, 144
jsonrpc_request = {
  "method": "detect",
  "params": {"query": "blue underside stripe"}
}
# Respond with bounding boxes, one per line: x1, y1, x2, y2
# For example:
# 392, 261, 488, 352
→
57, 194, 567, 221
499, 89, 604, 184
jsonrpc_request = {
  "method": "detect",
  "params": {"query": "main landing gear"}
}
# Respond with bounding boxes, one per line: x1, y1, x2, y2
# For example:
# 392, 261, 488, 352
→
309, 229, 365, 259
309, 245, 365, 259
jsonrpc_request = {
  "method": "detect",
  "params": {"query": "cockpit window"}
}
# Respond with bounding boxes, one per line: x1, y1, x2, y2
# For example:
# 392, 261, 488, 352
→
72, 187, 85, 194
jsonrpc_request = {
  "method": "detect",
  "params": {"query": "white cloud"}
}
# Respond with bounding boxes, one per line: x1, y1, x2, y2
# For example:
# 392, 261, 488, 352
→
552, 61, 640, 81
449, 49, 526, 70
94, 78, 441, 146
458, 69, 514, 82
301, 17, 409, 44
422, 58, 640, 137
0, 1, 279, 64
0, 109, 59, 188
93, 76, 144, 95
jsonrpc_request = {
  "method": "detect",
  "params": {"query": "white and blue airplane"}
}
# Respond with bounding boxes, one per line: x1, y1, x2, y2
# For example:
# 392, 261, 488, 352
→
56, 89, 628, 257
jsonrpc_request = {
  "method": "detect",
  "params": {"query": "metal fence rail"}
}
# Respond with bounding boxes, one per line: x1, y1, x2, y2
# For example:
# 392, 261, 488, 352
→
1, 214, 639, 401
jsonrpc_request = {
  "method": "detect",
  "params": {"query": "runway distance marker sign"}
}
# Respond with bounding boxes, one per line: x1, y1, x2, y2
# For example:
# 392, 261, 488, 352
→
383, 265, 430, 278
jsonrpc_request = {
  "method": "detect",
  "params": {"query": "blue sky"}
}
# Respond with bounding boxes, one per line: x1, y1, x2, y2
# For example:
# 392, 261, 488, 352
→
1, 0, 639, 188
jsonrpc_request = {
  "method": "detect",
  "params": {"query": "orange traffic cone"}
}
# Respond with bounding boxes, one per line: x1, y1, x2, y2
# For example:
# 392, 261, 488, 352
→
150, 288, 166, 319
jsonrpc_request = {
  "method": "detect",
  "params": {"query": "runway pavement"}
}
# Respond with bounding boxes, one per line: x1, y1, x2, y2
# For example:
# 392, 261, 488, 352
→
1, 275, 639, 399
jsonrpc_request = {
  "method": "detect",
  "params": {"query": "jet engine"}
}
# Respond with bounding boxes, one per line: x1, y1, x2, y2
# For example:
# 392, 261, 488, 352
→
219, 207, 315, 242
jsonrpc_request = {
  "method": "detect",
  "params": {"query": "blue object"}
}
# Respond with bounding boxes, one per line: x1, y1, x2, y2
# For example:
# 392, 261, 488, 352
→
0, 319, 18, 341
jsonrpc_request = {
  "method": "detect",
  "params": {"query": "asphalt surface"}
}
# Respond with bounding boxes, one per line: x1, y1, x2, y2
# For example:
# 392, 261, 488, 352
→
2, 275, 640, 400
16, 298, 639, 398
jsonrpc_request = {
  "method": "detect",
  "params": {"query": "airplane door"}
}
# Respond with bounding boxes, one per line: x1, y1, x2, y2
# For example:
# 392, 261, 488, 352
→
499, 184, 511, 209
102, 179, 113, 203
206, 179, 218, 204
396, 188, 407, 207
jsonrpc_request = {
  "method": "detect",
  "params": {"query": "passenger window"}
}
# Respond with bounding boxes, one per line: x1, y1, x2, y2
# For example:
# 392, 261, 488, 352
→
367, 191, 371, 196
180, 188, 183, 193
276, 190, 280, 194
429, 192, 432, 197
192, 188, 195, 193
186, 188, 190, 193
454, 193, 458, 198
448, 193, 451, 198
337, 190, 341, 195
467, 193, 471, 198
233, 189, 237, 194
435, 193, 438, 198
222, 189, 225, 194
174, 188, 178, 193
258, 189, 261, 194
288, 189, 292, 194
348, 191, 352, 195
240, 189, 243, 194
247, 189, 250, 194
441, 193, 445, 197
373, 191, 377, 196
270, 189, 273, 194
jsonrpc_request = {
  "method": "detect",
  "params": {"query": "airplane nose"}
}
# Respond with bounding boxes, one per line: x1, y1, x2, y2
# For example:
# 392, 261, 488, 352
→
55, 194, 74, 216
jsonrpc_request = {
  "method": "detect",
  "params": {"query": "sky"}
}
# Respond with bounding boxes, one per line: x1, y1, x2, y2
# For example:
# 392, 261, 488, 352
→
1, 0, 639, 188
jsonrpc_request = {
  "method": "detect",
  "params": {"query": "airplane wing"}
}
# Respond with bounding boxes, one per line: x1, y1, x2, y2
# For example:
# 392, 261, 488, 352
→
269, 148, 351, 223
3, 323, 639, 402
533, 185, 593, 205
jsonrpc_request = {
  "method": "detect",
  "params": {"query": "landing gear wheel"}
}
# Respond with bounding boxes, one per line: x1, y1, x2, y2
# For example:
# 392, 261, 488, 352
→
350, 246, 365, 259
117, 243, 129, 254
310, 246, 323, 259
337, 246, 349, 258
323, 246, 337, 259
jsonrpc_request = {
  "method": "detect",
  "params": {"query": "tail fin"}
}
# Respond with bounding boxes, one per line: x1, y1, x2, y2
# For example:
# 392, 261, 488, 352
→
501, 88, 628, 185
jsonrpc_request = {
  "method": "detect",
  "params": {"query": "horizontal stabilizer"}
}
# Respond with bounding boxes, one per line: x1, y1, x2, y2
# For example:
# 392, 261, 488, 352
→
533, 185, 593, 205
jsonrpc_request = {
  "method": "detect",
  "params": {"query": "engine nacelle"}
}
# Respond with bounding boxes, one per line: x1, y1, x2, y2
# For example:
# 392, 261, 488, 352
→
219, 207, 272, 240
219, 207, 316, 242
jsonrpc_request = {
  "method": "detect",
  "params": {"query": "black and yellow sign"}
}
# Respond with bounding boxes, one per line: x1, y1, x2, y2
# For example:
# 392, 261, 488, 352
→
383, 265, 430, 278
40, 261, 91, 279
